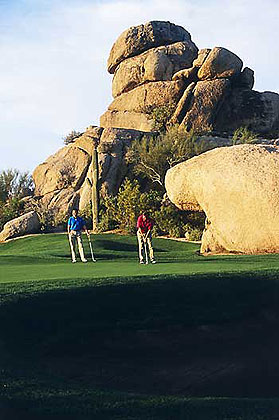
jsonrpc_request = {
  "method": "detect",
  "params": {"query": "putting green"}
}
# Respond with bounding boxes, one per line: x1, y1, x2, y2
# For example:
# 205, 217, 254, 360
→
1, 233, 279, 284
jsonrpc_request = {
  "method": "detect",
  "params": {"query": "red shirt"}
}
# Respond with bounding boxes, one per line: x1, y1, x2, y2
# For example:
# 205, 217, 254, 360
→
137, 215, 154, 233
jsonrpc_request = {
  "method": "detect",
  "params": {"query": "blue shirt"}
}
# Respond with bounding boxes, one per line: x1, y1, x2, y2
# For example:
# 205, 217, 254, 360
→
68, 216, 86, 231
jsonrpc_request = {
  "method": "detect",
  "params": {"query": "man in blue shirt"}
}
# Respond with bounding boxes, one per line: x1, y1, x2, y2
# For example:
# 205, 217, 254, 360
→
67, 208, 89, 263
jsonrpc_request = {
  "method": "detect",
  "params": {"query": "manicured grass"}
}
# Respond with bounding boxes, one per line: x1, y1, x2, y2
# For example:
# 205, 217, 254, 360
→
0, 233, 279, 419
1, 233, 279, 284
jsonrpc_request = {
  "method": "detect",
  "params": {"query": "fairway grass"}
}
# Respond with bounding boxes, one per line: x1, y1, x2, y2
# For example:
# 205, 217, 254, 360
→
0, 233, 279, 419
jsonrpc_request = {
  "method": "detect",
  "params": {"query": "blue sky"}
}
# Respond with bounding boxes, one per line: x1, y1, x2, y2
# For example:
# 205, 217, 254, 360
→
0, 0, 279, 173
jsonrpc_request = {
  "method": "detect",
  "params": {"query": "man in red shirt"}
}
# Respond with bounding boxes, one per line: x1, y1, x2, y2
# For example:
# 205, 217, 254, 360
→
137, 212, 156, 264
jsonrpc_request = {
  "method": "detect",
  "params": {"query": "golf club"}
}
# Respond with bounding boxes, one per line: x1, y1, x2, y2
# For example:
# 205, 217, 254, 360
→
143, 237, 148, 265
87, 235, 96, 262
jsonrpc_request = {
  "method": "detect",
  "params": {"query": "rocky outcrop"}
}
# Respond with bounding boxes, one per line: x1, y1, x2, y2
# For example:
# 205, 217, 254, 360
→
197, 47, 243, 80
100, 110, 153, 132
181, 79, 231, 132
102, 80, 186, 131
27, 20, 279, 231
215, 89, 279, 134
107, 21, 195, 74
102, 21, 279, 136
112, 41, 197, 98
31, 125, 151, 217
0, 211, 40, 241
101, 21, 199, 131
165, 144, 279, 254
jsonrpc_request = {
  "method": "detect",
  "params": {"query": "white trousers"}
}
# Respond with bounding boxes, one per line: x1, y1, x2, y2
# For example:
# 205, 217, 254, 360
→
137, 231, 154, 261
68, 230, 86, 262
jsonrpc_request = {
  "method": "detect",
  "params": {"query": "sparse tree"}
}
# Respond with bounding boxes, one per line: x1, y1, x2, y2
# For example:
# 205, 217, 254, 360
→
63, 130, 82, 145
126, 125, 204, 188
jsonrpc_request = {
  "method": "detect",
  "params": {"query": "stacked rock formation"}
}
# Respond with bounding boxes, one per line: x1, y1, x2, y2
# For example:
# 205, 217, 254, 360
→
101, 21, 279, 135
165, 144, 279, 254
101, 21, 198, 131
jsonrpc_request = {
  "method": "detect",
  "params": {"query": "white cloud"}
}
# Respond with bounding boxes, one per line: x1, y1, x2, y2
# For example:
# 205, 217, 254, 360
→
0, 0, 278, 172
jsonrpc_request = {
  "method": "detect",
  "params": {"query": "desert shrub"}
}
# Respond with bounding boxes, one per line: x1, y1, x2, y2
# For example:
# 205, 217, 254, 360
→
79, 203, 93, 229
149, 103, 177, 132
184, 225, 203, 241
98, 178, 205, 238
63, 130, 82, 145
98, 195, 118, 232
0, 169, 34, 231
0, 169, 33, 202
126, 125, 204, 188
232, 126, 258, 145
99, 181, 161, 234
0, 197, 23, 231
154, 203, 186, 237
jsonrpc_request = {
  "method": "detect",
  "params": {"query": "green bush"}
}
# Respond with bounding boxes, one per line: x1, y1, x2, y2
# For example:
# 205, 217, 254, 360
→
232, 126, 258, 145
0, 169, 34, 231
184, 225, 203, 241
0, 197, 23, 231
149, 103, 177, 132
98, 178, 205, 238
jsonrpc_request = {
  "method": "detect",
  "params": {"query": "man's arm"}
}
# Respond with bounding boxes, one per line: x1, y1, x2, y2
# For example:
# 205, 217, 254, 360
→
67, 219, 71, 235
144, 229, 151, 240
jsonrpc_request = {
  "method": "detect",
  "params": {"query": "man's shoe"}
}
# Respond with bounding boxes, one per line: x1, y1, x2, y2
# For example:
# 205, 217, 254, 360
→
151, 259, 157, 264
82, 259, 88, 263
72, 260, 77, 263
139, 260, 144, 264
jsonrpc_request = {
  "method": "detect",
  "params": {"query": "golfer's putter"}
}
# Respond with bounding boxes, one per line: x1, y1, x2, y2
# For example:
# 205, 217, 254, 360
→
88, 235, 96, 262
144, 239, 148, 265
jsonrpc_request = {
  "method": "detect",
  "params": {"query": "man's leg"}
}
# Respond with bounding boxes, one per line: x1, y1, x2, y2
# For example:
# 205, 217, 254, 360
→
69, 233, 77, 262
137, 231, 144, 263
147, 236, 155, 262
76, 232, 87, 262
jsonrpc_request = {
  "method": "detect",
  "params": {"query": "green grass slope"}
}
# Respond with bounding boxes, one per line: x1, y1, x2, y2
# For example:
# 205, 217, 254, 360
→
0, 233, 279, 419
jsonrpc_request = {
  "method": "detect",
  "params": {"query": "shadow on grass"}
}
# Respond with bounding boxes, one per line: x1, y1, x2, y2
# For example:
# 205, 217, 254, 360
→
1, 272, 279, 419
0, 272, 278, 354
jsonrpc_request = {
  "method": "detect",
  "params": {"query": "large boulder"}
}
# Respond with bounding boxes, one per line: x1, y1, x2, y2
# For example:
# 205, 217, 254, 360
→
108, 80, 185, 113
0, 211, 40, 242
181, 79, 231, 132
101, 80, 185, 131
197, 47, 243, 80
232, 67, 254, 89
108, 21, 194, 74
100, 110, 153, 132
33, 144, 91, 196
192, 48, 211, 67
165, 144, 279, 254
32, 131, 98, 216
112, 41, 198, 97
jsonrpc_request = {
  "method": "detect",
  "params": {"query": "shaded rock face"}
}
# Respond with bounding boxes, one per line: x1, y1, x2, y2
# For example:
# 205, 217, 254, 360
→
165, 144, 279, 254
0, 211, 40, 241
